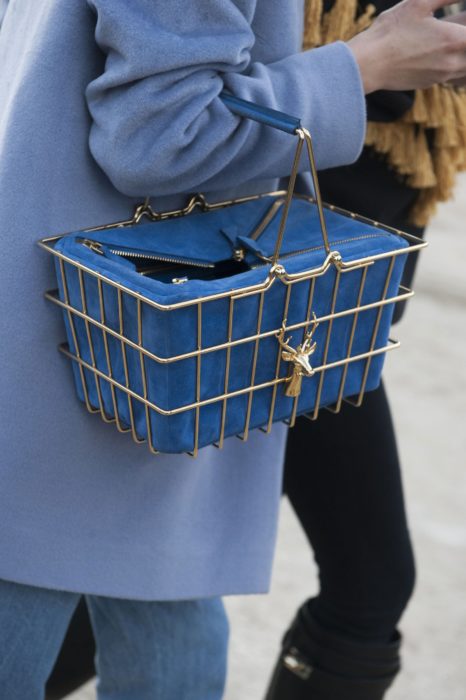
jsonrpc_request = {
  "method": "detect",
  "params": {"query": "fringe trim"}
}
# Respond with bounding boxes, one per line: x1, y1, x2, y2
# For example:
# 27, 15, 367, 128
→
303, 0, 466, 227
303, 0, 375, 48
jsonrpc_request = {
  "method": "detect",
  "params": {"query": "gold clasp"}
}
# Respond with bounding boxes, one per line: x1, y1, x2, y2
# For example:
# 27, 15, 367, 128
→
276, 314, 319, 397
132, 199, 160, 224
132, 194, 211, 225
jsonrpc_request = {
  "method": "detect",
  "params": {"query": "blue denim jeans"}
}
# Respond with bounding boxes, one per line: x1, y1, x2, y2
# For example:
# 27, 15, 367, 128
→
0, 579, 229, 700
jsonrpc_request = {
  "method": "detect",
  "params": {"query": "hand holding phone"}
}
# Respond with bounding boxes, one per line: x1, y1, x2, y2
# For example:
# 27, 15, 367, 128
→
348, 0, 466, 93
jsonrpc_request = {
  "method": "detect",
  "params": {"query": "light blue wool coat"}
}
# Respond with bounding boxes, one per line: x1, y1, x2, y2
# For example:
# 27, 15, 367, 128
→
0, 0, 366, 600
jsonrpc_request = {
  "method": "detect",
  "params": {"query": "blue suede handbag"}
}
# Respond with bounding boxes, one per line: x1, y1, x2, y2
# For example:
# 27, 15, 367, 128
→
39, 94, 426, 456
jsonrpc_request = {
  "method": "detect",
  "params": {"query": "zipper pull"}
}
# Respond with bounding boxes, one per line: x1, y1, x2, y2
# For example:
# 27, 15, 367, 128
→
220, 227, 268, 264
78, 238, 105, 255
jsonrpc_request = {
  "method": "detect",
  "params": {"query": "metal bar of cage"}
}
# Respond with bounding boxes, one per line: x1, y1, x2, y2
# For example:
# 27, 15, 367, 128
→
58, 339, 401, 417
45, 284, 414, 364
193, 302, 203, 457
347, 255, 397, 408
97, 277, 131, 434
310, 269, 342, 421
288, 277, 318, 427
40, 93, 428, 456
330, 265, 369, 414
216, 296, 235, 449
117, 287, 145, 444
51, 210, 412, 454
58, 258, 98, 416
38, 194, 427, 313
266, 284, 293, 433
241, 291, 266, 442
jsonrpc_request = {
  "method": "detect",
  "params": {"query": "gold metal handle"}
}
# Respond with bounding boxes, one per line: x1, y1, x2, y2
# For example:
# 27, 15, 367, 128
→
137, 127, 331, 265
271, 127, 330, 263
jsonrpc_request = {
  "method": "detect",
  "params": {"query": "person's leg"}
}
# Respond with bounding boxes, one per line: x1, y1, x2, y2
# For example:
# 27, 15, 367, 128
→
285, 383, 415, 643
0, 578, 80, 700
87, 595, 229, 700
265, 383, 415, 699
46, 597, 96, 700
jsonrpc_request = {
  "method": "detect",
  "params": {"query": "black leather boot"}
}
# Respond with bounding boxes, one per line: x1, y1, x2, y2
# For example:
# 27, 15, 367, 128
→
264, 602, 401, 700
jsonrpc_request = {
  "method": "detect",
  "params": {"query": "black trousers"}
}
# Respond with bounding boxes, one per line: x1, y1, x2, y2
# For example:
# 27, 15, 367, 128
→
285, 147, 422, 644
284, 383, 415, 644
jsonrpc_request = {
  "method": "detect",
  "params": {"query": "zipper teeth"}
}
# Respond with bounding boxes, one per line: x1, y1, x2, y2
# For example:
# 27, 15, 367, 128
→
84, 232, 385, 269
108, 249, 214, 269
279, 233, 385, 260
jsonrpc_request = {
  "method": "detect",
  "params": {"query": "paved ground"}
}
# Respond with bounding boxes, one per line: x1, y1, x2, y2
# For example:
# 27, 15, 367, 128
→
67, 178, 466, 700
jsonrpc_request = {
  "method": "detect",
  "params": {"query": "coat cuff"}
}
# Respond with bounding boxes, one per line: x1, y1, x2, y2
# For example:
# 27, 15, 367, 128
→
300, 41, 367, 169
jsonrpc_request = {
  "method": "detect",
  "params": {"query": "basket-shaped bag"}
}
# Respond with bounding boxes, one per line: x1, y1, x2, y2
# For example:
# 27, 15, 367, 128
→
39, 93, 426, 456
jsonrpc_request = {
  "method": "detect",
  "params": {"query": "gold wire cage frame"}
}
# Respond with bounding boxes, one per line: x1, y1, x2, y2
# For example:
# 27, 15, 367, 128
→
39, 123, 427, 457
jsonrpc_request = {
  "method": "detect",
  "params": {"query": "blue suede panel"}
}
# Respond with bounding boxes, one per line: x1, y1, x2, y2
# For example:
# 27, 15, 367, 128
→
55, 196, 408, 453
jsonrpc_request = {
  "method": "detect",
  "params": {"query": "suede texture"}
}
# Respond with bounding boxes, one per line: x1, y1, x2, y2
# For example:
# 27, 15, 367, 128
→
54, 196, 408, 453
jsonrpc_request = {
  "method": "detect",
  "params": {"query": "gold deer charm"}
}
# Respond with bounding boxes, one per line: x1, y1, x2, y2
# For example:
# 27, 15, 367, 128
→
276, 314, 319, 398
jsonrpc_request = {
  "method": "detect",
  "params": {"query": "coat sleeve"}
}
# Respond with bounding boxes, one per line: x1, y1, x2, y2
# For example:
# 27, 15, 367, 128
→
85, 0, 366, 198
0, 0, 9, 31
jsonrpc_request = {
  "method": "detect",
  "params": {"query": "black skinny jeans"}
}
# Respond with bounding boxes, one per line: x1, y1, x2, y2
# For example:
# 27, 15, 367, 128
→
284, 383, 416, 645
283, 147, 422, 645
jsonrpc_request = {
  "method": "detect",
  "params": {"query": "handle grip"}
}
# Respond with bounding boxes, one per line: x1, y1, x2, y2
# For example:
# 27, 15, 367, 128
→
220, 92, 330, 259
220, 91, 302, 135
141, 92, 329, 261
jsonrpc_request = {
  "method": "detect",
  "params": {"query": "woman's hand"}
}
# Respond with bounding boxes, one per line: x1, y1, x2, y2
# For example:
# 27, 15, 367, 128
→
348, 0, 466, 93
442, 8, 466, 84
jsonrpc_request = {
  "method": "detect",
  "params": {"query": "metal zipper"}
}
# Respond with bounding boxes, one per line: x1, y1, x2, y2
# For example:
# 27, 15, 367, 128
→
277, 233, 386, 261
79, 239, 214, 269
79, 231, 386, 271
108, 249, 214, 269
80, 238, 105, 255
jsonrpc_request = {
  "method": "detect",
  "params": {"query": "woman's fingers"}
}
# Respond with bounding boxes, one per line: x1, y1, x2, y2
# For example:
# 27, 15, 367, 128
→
442, 11, 466, 25
348, 0, 466, 93
397, 0, 464, 15
420, 0, 466, 12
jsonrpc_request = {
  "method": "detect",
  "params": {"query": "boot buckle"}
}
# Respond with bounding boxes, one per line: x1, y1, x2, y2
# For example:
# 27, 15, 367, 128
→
283, 647, 314, 681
